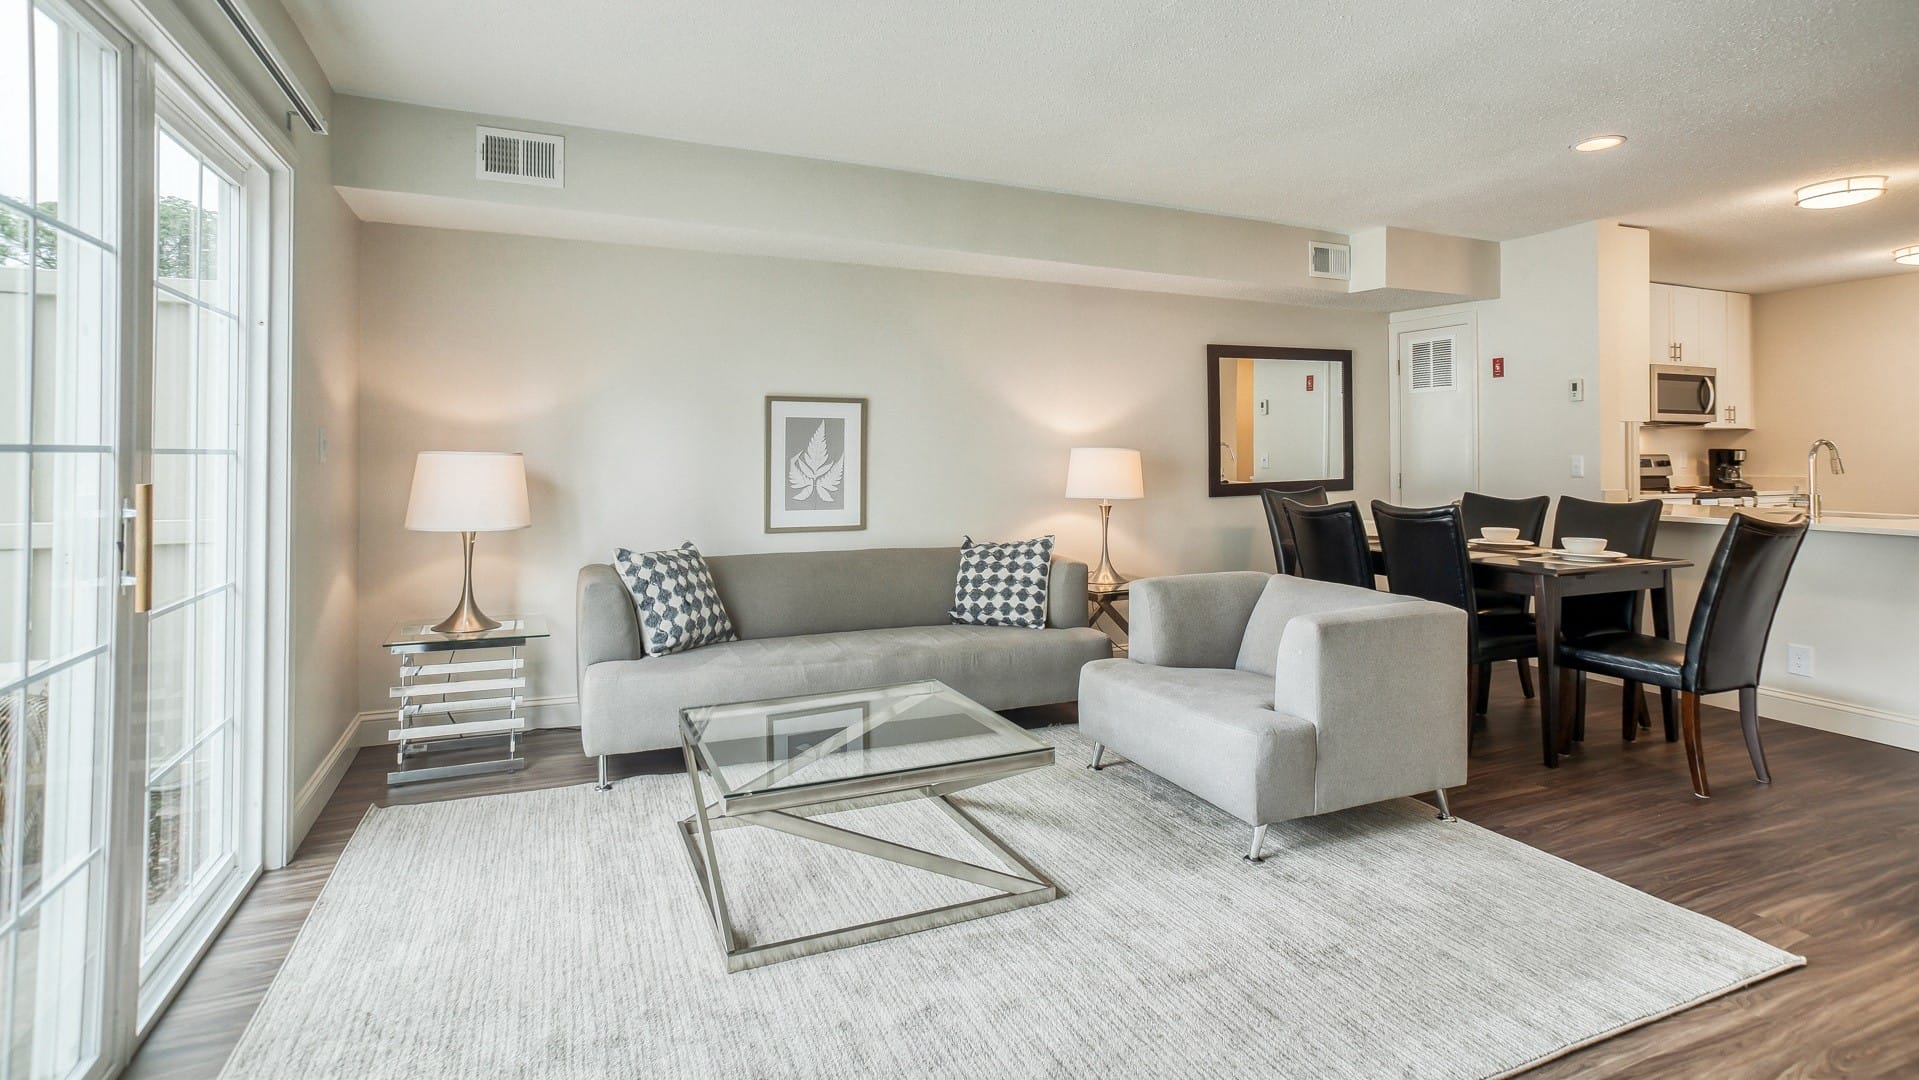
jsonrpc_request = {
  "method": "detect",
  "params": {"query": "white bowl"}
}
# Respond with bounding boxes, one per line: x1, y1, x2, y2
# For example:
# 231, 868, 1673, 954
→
1480, 527, 1521, 542
1562, 536, 1608, 555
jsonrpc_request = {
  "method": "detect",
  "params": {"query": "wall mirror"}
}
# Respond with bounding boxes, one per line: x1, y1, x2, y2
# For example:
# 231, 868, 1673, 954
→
1207, 344, 1354, 497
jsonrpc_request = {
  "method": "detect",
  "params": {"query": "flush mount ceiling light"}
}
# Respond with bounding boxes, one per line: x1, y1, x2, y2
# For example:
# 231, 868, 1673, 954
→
1572, 134, 1627, 152
1896, 245, 1919, 266
1794, 176, 1887, 209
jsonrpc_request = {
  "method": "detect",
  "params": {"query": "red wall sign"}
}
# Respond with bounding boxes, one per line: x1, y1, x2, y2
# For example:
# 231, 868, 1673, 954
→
1491, 356, 1506, 378
1305, 374, 1315, 390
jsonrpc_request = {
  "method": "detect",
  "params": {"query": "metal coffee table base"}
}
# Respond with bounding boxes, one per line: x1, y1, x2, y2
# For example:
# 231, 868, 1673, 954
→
676, 752, 1058, 974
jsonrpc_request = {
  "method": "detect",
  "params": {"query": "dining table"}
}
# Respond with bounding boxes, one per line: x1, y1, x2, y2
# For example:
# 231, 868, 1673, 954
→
1366, 539, 1693, 768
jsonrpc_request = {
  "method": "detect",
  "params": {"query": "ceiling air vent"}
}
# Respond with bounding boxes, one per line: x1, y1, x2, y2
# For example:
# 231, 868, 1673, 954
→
1307, 241, 1350, 280
476, 126, 564, 188
1408, 337, 1456, 393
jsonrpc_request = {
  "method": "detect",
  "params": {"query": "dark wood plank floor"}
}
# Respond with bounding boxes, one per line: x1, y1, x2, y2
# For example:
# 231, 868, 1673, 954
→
125, 681, 1919, 1078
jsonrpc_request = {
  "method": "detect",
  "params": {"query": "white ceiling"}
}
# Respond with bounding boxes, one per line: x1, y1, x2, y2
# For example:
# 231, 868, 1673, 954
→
284, 0, 1919, 295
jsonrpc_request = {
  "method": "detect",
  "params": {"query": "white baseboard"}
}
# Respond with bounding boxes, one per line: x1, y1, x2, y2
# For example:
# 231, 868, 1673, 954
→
1744, 686, 1919, 753
1565, 668, 1919, 754
352, 695, 581, 748
290, 716, 364, 856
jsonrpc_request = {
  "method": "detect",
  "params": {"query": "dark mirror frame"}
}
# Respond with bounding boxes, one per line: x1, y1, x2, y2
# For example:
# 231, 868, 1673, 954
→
1206, 343, 1356, 498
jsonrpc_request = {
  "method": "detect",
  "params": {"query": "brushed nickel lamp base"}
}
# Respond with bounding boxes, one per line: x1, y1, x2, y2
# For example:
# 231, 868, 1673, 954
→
1087, 500, 1127, 589
431, 530, 502, 634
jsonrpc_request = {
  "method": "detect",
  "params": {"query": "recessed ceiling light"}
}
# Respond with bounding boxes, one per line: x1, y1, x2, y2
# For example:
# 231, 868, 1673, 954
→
1572, 135, 1627, 152
1896, 245, 1919, 266
1794, 176, 1887, 209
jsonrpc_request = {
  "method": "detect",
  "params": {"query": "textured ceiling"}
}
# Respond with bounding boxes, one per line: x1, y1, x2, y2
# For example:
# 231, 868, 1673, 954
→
284, 0, 1919, 294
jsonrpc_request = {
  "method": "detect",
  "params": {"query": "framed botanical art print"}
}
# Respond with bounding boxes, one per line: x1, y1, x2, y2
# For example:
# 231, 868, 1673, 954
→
765, 396, 867, 532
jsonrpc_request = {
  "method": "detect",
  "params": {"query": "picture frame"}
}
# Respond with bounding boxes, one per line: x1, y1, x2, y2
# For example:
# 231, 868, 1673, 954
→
766, 396, 868, 533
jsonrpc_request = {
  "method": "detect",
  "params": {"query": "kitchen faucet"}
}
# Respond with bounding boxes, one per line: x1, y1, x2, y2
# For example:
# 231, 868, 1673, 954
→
1807, 439, 1845, 523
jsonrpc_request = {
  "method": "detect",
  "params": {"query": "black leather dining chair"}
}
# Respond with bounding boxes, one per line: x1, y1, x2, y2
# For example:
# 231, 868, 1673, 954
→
1281, 500, 1374, 589
1556, 513, 1809, 798
1459, 492, 1551, 698
1371, 502, 1539, 731
1552, 496, 1666, 740
1260, 486, 1328, 575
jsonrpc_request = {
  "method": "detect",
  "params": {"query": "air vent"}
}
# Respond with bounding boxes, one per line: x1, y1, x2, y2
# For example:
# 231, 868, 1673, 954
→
1307, 241, 1351, 280
1408, 337, 1456, 392
476, 126, 564, 188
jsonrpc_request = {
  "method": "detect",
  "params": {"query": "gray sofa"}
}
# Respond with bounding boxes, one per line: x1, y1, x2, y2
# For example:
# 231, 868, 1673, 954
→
577, 547, 1113, 781
1078, 572, 1468, 861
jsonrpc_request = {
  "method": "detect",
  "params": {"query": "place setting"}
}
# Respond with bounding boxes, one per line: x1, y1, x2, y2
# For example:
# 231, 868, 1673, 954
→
1466, 526, 1541, 553
1519, 535, 1635, 564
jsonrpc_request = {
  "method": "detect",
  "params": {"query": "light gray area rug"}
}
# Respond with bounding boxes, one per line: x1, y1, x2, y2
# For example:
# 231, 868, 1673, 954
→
224, 727, 1801, 1079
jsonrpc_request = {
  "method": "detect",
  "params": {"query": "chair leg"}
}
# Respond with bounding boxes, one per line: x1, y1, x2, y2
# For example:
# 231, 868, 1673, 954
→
1572, 672, 1588, 743
1740, 687, 1771, 784
1088, 742, 1106, 771
1473, 662, 1492, 721
1465, 663, 1484, 739
1244, 824, 1270, 863
1621, 679, 1640, 742
595, 755, 612, 792
1660, 688, 1679, 742
1680, 692, 1710, 798
1515, 659, 1535, 699
1433, 788, 1456, 822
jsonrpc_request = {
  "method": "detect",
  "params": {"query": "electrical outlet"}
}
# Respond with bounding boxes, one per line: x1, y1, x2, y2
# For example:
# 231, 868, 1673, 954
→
1786, 644, 1814, 677
1569, 455, 1585, 479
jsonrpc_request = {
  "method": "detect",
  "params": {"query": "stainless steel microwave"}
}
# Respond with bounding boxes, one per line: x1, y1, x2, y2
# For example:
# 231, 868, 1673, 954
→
1649, 364, 1717, 423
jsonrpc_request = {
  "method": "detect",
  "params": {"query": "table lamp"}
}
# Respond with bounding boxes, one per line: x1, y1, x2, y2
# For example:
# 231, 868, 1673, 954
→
1065, 447, 1144, 588
405, 451, 531, 633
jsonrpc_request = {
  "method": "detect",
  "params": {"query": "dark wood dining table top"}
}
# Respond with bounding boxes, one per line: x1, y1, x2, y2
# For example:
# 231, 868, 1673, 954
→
1367, 538, 1694, 577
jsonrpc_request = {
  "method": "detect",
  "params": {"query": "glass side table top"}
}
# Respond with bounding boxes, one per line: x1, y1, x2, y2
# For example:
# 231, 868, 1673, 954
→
682, 679, 1049, 807
382, 614, 551, 652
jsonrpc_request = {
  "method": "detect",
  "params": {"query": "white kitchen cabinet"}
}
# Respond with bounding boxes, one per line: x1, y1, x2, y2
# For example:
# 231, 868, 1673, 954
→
1709, 291, 1753, 429
1653, 284, 1726, 366
1649, 283, 1752, 428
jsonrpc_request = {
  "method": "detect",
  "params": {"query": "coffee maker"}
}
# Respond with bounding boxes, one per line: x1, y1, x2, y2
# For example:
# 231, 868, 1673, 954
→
1709, 448, 1753, 491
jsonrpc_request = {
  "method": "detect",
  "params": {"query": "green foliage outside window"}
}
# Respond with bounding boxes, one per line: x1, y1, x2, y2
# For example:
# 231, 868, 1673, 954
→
0, 196, 212, 276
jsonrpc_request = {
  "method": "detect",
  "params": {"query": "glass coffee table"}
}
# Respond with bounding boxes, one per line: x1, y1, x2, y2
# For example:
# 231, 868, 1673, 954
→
678, 680, 1058, 973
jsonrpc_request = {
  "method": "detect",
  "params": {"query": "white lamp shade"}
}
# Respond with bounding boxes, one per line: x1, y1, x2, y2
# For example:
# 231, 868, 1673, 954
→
1065, 447, 1144, 500
404, 451, 531, 532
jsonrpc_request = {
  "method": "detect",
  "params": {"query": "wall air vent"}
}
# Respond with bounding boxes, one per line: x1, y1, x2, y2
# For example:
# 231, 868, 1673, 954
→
1408, 337, 1456, 392
1307, 240, 1351, 280
476, 126, 565, 188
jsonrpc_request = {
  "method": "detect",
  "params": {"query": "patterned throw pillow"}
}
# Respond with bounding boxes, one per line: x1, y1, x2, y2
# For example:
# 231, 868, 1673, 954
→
613, 542, 738, 655
950, 535, 1055, 629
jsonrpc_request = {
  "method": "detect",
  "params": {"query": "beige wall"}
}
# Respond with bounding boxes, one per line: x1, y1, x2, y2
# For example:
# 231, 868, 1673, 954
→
1743, 273, 1919, 514
353, 225, 1390, 723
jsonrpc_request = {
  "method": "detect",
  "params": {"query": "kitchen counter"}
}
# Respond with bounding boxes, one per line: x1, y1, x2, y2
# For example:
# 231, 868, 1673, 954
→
1651, 505, 1919, 754
1660, 504, 1919, 538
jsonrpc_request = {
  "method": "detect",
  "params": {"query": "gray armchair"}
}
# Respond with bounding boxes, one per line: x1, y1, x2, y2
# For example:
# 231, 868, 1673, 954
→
1077, 572, 1469, 861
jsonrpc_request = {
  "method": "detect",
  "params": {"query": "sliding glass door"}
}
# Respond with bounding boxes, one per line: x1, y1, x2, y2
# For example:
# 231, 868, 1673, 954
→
0, 2, 120, 1076
139, 112, 249, 979
3, 0, 275, 1071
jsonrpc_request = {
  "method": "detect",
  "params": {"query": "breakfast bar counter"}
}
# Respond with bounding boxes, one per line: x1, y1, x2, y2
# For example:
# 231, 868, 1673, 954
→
1651, 505, 1919, 752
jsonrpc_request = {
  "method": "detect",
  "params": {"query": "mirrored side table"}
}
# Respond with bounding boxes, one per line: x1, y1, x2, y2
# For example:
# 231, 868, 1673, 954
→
382, 615, 550, 786
1086, 583, 1129, 655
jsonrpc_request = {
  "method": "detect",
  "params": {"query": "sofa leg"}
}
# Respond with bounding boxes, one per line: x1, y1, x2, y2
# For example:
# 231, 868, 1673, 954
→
1433, 788, 1456, 822
594, 755, 612, 792
1243, 824, 1269, 863
1088, 742, 1106, 771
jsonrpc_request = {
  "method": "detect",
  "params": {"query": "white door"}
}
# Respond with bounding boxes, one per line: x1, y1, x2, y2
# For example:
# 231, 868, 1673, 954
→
0, 4, 121, 1076
137, 107, 260, 1005
1394, 322, 1477, 507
